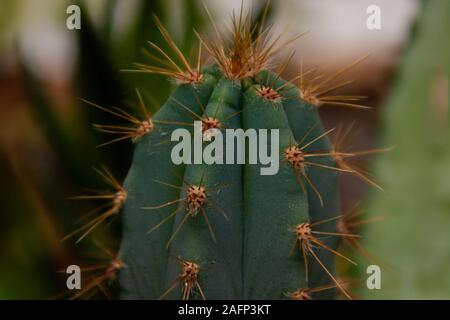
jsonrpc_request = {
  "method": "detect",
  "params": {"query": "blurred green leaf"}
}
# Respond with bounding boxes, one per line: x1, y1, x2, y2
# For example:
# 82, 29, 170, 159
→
110, 0, 171, 102
181, 0, 205, 52
0, 0, 21, 39
19, 54, 95, 186
360, 0, 450, 299
76, 4, 132, 179
0, 149, 73, 299
102, 0, 117, 40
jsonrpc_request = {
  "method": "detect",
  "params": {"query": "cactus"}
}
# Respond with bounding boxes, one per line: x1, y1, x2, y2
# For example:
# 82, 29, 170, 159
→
111, 6, 371, 300
70, 5, 379, 300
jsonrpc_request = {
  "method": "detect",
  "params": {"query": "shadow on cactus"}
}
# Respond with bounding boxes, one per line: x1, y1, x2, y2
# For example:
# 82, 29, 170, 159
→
65, 3, 390, 300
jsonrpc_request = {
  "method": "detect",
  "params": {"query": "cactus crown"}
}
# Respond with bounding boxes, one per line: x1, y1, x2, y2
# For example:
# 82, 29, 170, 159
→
199, 3, 299, 80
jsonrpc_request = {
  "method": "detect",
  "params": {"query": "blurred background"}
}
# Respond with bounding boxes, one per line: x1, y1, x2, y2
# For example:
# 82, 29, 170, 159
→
0, 0, 448, 299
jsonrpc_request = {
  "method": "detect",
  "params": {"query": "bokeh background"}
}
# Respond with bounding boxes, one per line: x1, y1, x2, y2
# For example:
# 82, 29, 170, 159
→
0, 0, 448, 299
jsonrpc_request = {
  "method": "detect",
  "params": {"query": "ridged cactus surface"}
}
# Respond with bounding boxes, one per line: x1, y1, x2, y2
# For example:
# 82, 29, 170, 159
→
118, 64, 345, 299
